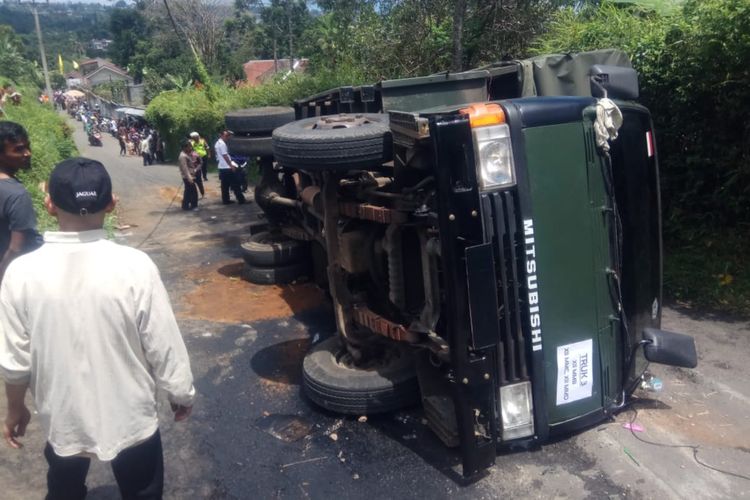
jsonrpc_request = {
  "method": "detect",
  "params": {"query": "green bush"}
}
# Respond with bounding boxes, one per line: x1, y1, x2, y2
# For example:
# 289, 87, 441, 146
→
534, 0, 750, 229
145, 86, 233, 160
0, 25, 43, 89
2, 95, 78, 231
534, 0, 750, 314
655, 0, 750, 231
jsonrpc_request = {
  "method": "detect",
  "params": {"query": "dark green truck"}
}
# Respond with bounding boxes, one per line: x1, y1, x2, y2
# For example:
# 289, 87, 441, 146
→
227, 49, 697, 477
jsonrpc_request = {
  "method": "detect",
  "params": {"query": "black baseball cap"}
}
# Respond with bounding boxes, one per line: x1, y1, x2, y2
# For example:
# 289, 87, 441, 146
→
49, 157, 113, 215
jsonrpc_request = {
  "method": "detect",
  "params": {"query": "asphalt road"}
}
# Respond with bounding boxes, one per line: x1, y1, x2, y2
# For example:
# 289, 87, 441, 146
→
0, 117, 747, 499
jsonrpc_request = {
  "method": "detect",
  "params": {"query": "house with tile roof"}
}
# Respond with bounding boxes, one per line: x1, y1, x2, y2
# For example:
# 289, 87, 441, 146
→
242, 58, 308, 86
86, 64, 134, 87
75, 58, 134, 87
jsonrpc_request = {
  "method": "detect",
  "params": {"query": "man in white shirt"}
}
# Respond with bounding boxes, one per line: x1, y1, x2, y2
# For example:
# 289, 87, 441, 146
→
140, 134, 153, 166
0, 157, 195, 500
214, 129, 246, 205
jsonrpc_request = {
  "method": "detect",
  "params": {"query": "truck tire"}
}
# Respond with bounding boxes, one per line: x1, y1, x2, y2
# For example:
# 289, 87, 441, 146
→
302, 336, 420, 414
225, 106, 296, 135
240, 231, 309, 267
228, 136, 273, 157
272, 113, 392, 171
241, 261, 308, 285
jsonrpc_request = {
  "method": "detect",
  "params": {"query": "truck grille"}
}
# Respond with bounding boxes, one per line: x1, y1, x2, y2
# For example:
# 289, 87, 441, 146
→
487, 191, 529, 384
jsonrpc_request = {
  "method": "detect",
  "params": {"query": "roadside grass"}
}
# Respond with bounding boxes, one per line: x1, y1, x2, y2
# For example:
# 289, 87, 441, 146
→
664, 231, 750, 317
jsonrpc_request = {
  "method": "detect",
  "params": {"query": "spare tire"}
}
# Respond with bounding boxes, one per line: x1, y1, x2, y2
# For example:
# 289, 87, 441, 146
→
240, 231, 309, 267
302, 336, 420, 415
273, 113, 392, 171
225, 106, 296, 135
228, 136, 273, 157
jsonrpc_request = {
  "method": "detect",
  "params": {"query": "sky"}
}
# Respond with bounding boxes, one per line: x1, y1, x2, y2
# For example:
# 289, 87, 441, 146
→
7, 0, 269, 6
8, 1, 134, 4
14, 0, 228, 3
19, 1, 107, 3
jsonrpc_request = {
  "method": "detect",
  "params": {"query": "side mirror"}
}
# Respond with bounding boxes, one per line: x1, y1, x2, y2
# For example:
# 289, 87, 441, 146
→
590, 65, 639, 100
642, 328, 698, 369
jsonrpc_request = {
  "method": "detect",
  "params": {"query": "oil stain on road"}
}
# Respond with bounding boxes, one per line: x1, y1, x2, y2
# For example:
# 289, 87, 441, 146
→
179, 260, 325, 324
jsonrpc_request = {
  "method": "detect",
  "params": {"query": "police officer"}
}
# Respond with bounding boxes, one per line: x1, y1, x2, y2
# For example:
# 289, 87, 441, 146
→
189, 132, 210, 181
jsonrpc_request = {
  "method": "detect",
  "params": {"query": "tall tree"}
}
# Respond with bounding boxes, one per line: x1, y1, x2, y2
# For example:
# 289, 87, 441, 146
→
165, 0, 228, 70
219, 2, 262, 79
0, 25, 42, 86
451, 0, 467, 71
259, 0, 310, 65
108, 8, 148, 68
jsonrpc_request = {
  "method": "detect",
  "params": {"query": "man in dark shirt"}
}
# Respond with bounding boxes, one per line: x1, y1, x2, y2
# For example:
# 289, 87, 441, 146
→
178, 140, 198, 211
0, 122, 41, 281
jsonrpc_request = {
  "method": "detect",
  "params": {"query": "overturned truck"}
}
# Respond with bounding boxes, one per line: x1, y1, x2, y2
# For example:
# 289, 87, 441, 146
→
227, 50, 698, 477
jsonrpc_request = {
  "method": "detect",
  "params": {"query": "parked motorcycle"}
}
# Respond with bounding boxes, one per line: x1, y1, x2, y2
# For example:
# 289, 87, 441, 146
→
88, 131, 102, 147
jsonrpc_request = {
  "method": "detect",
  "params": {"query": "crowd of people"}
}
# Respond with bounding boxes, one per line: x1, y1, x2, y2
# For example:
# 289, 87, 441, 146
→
66, 100, 167, 164
118, 123, 164, 166
62, 99, 249, 213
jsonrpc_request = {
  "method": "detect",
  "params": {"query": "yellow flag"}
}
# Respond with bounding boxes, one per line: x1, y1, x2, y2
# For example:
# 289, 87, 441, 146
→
58, 54, 64, 74
73, 60, 79, 70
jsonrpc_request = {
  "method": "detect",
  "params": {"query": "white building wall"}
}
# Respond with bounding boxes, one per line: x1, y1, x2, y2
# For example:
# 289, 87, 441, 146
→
88, 68, 132, 87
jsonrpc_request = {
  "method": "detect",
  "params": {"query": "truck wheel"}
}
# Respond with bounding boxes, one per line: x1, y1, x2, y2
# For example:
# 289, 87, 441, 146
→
302, 336, 420, 414
240, 231, 309, 267
228, 136, 273, 157
241, 261, 308, 285
272, 113, 392, 171
225, 106, 296, 134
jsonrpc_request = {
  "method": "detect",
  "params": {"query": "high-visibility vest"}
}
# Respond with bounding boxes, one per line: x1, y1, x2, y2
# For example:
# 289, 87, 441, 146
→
191, 138, 208, 158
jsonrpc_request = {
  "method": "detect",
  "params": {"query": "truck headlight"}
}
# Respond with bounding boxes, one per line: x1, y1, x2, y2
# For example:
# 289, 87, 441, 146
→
472, 124, 516, 191
500, 381, 534, 440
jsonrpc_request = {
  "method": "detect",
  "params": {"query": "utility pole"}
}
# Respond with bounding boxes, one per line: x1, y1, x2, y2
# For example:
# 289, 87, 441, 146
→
287, 0, 293, 72
273, 36, 278, 73
32, 4, 53, 99
451, 0, 467, 72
